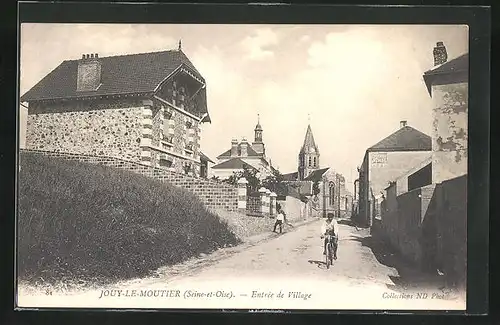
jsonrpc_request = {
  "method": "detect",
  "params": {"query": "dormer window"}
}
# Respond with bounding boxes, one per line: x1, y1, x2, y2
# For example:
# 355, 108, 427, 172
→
164, 135, 174, 144
185, 142, 194, 151
163, 105, 173, 120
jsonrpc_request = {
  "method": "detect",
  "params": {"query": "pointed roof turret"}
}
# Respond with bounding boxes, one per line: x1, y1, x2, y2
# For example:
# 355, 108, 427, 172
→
255, 114, 263, 131
300, 124, 319, 154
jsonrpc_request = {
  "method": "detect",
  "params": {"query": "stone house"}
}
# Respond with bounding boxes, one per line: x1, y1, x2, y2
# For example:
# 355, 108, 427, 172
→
356, 121, 432, 228
375, 42, 468, 284
212, 117, 274, 180
423, 43, 468, 183
282, 124, 351, 218
20, 44, 212, 177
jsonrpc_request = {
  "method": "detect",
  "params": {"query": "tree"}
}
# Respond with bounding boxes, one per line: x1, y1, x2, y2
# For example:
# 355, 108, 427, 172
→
223, 166, 261, 194
261, 168, 288, 196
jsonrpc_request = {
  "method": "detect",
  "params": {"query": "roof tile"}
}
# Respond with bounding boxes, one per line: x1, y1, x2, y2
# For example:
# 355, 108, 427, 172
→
211, 158, 258, 170
368, 126, 431, 152
21, 50, 204, 102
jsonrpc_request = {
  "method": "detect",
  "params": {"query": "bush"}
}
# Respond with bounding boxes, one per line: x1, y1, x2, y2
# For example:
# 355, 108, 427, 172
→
17, 153, 241, 287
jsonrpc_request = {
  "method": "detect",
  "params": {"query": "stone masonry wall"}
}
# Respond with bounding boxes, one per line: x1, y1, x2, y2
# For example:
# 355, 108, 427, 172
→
431, 83, 468, 184
21, 149, 238, 212
151, 99, 202, 176
246, 196, 262, 215
26, 103, 143, 163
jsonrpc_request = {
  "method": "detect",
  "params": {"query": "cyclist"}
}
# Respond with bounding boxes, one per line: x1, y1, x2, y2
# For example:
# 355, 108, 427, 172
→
320, 213, 339, 260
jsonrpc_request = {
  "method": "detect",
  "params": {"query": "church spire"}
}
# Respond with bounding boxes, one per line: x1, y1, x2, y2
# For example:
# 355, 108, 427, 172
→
178, 39, 182, 51
300, 124, 318, 154
298, 123, 320, 180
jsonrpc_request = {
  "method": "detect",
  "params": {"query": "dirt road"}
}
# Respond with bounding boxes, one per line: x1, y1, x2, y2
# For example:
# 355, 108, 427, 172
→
17, 219, 465, 310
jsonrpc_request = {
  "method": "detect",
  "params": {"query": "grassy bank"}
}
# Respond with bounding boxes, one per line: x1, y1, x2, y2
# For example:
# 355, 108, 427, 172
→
17, 152, 241, 288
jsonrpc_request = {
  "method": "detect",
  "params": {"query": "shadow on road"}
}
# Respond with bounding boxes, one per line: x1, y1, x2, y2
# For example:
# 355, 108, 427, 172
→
307, 259, 329, 269
349, 234, 446, 292
337, 219, 357, 227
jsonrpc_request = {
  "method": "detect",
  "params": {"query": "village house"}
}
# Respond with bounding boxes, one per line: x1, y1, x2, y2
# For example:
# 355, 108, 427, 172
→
423, 43, 468, 183
376, 42, 468, 285
211, 117, 274, 180
20, 42, 213, 178
281, 124, 352, 219
355, 120, 432, 228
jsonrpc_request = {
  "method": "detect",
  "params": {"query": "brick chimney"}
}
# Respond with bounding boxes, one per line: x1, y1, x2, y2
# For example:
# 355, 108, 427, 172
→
240, 137, 248, 157
433, 41, 448, 66
77, 53, 102, 92
230, 138, 239, 157
400, 120, 407, 128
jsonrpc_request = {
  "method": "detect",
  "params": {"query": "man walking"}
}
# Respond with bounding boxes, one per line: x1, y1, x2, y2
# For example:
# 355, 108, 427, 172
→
273, 208, 286, 233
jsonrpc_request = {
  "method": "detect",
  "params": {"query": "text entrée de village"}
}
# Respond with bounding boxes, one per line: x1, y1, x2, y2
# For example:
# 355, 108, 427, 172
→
98, 289, 312, 300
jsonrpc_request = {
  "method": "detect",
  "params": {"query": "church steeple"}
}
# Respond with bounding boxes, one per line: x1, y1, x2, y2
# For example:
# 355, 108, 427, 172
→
298, 124, 320, 180
252, 114, 265, 155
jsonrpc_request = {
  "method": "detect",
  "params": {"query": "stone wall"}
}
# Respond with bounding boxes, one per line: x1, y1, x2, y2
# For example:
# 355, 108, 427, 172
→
435, 175, 467, 287
246, 196, 261, 215
21, 149, 238, 212
379, 176, 467, 286
26, 101, 143, 163
278, 196, 308, 222
431, 83, 468, 183
150, 99, 202, 176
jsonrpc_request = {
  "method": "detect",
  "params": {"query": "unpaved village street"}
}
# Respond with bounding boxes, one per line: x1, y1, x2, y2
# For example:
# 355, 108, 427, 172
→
156, 219, 401, 288
18, 219, 466, 310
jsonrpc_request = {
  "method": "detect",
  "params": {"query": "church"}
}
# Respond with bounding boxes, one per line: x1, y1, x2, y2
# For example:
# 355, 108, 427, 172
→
211, 116, 274, 180
282, 124, 352, 219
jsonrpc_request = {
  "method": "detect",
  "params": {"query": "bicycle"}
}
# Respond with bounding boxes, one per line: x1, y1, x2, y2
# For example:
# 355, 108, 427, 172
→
323, 234, 337, 269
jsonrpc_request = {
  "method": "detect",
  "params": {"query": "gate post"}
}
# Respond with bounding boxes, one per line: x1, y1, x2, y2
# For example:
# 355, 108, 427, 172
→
270, 192, 277, 216
237, 177, 248, 212
259, 187, 268, 217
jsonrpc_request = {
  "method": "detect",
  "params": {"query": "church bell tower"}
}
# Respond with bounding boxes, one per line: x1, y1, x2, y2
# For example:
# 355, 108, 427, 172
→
298, 124, 320, 180
252, 114, 265, 155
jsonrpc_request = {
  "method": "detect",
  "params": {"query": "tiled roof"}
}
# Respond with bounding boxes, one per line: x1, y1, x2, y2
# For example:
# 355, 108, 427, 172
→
199, 152, 215, 164
304, 167, 330, 182
217, 143, 263, 159
423, 53, 468, 95
21, 49, 205, 102
282, 172, 299, 181
424, 53, 468, 76
211, 158, 258, 170
368, 126, 431, 152
288, 187, 309, 203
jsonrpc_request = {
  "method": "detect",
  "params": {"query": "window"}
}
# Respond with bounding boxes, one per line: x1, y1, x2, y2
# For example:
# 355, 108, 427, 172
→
159, 158, 173, 168
183, 163, 192, 175
185, 142, 194, 151
329, 183, 335, 206
164, 135, 174, 144
308, 156, 312, 167
164, 108, 173, 120
313, 157, 317, 167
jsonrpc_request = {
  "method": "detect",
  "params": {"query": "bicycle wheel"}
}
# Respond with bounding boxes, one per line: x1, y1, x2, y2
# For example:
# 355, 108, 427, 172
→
325, 243, 331, 269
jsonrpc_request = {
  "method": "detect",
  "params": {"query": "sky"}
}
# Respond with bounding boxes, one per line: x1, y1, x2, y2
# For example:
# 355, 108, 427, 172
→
19, 24, 468, 188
